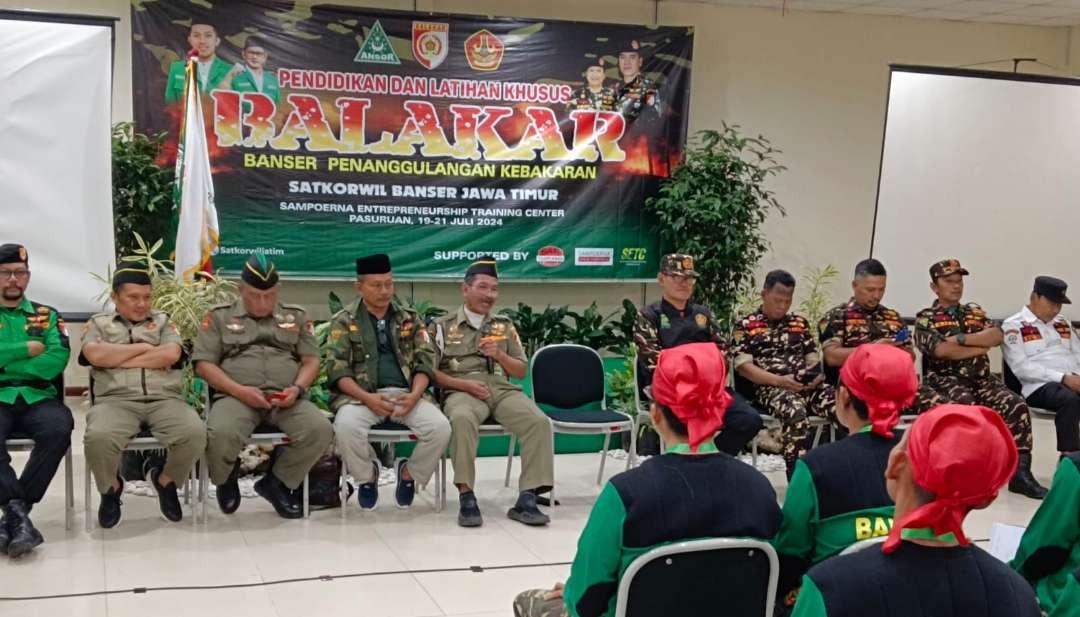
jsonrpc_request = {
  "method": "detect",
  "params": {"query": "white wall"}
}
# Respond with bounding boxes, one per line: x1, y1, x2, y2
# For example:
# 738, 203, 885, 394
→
1, 0, 1073, 320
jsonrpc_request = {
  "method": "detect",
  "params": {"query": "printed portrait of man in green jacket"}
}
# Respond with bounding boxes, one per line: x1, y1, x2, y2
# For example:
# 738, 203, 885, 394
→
164, 21, 232, 104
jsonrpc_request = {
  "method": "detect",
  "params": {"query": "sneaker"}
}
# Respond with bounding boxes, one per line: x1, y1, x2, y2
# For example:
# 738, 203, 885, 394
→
357, 461, 380, 511
507, 491, 550, 526
98, 475, 124, 529
394, 459, 415, 509
457, 490, 483, 527
146, 465, 183, 522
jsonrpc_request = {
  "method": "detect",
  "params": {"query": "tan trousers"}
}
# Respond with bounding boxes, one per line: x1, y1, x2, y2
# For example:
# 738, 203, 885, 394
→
84, 398, 205, 494
205, 397, 333, 490
334, 388, 451, 484
444, 383, 554, 491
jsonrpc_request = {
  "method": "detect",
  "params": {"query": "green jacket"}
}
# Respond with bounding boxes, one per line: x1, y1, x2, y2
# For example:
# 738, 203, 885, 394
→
165, 56, 232, 103
326, 299, 435, 410
1012, 455, 1080, 615
230, 69, 281, 107
0, 298, 70, 404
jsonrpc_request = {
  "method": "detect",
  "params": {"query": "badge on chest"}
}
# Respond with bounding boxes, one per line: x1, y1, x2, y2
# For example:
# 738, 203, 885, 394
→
275, 313, 297, 331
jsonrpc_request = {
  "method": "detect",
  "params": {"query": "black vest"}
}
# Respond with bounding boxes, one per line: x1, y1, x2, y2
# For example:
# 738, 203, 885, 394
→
804, 431, 900, 520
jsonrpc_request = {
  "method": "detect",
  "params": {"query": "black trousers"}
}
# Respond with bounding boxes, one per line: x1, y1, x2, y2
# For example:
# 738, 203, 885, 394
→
713, 390, 765, 456
1026, 383, 1080, 452
0, 397, 74, 505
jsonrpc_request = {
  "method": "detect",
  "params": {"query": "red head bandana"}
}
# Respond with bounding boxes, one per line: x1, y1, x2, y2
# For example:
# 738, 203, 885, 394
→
882, 404, 1018, 554
839, 344, 918, 438
651, 343, 733, 452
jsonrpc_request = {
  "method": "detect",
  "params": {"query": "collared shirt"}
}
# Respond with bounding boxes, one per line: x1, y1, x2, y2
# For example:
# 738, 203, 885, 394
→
732, 308, 819, 375
0, 297, 70, 405
81, 309, 184, 402
633, 298, 726, 378
433, 305, 527, 383
1002, 306, 1080, 397
914, 301, 995, 382
368, 306, 409, 389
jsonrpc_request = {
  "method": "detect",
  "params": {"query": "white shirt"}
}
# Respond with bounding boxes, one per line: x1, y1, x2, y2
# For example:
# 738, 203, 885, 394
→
1001, 306, 1080, 397
197, 59, 212, 88
248, 68, 265, 92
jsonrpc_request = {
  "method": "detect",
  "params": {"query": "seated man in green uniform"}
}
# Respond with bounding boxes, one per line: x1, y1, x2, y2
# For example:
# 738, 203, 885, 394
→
1012, 452, 1080, 615
329, 254, 450, 511
790, 404, 1040, 617
774, 344, 916, 610
914, 259, 1044, 499
0, 244, 72, 559
433, 257, 554, 528
164, 20, 232, 103
228, 36, 281, 107
512, 343, 782, 617
81, 263, 206, 527
193, 254, 333, 519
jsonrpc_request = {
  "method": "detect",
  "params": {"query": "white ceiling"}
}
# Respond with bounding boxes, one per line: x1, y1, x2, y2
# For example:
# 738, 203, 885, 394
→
692, 0, 1080, 26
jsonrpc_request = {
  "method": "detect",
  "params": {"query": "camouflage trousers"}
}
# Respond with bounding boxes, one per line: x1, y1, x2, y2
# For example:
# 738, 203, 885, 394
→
757, 384, 837, 473
513, 589, 569, 617
924, 373, 1033, 450
904, 383, 945, 416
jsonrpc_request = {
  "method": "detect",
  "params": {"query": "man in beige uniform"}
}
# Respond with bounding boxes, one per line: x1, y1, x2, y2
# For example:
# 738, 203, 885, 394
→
193, 254, 333, 519
434, 257, 554, 528
81, 263, 205, 527
329, 254, 450, 511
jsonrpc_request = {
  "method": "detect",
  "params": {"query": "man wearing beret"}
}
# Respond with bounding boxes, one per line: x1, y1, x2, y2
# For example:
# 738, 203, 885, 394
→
433, 256, 554, 528
329, 254, 450, 511
790, 404, 1041, 616
1003, 276, 1080, 461
193, 254, 332, 519
914, 259, 1044, 499
81, 262, 205, 528
634, 253, 764, 457
0, 244, 73, 558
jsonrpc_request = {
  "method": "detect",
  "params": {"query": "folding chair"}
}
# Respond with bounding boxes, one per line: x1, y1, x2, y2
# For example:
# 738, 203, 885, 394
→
614, 538, 779, 617
525, 344, 636, 500
338, 419, 445, 516
3, 375, 74, 530
198, 389, 309, 523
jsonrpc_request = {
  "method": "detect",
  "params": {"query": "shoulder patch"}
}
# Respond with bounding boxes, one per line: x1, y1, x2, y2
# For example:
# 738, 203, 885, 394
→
280, 303, 307, 314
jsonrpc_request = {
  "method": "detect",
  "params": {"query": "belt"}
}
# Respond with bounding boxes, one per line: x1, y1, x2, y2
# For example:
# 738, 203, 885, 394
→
0, 378, 53, 391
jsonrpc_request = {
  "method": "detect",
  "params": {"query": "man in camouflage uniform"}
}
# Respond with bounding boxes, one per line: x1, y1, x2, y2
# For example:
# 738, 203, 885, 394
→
914, 258, 1045, 499
81, 262, 205, 528
328, 254, 450, 511
733, 270, 834, 477
193, 254, 333, 519
568, 57, 617, 112
634, 253, 764, 455
433, 256, 553, 528
820, 258, 941, 416
615, 39, 659, 120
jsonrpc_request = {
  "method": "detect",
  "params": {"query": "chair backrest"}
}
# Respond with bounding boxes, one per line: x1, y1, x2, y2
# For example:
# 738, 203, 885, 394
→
531, 344, 606, 410
839, 535, 887, 556
614, 538, 778, 617
632, 357, 646, 413
1001, 360, 1022, 395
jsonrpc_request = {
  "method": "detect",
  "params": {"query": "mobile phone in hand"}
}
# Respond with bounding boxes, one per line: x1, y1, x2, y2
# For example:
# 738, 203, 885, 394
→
894, 328, 910, 343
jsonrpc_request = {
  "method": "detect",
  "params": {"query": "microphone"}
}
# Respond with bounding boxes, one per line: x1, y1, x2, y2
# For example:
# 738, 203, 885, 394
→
481, 321, 494, 374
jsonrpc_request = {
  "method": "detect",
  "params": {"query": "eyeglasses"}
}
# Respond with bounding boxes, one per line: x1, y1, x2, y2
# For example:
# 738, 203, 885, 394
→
0, 269, 29, 281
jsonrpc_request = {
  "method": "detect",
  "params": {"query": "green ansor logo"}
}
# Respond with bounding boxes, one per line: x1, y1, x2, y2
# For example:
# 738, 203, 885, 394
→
355, 20, 400, 65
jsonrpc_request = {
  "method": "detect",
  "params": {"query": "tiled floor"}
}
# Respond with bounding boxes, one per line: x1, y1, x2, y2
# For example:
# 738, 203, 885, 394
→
0, 400, 1060, 617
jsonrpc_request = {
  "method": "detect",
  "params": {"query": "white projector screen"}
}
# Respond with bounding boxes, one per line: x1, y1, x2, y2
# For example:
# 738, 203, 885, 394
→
871, 66, 1080, 320
0, 13, 115, 316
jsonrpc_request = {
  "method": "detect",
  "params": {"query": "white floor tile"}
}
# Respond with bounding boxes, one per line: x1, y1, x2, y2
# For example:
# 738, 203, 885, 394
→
106, 587, 277, 617
414, 565, 565, 615
265, 573, 443, 617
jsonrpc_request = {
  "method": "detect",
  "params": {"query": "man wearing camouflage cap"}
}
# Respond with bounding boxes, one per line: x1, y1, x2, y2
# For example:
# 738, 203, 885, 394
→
633, 253, 764, 456
914, 259, 1044, 499
193, 254, 333, 519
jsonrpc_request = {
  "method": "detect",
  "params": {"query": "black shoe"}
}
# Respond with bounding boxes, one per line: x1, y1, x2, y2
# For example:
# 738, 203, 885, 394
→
457, 491, 483, 527
394, 459, 415, 509
507, 491, 550, 526
216, 463, 241, 514
0, 509, 10, 555
98, 476, 124, 529
1008, 453, 1048, 500
147, 466, 183, 523
254, 473, 302, 519
4, 499, 43, 558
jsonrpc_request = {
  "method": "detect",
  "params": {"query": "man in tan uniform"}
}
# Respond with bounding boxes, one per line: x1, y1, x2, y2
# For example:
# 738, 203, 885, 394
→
329, 253, 450, 511
81, 263, 205, 527
193, 254, 332, 519
434, 257, 554, 528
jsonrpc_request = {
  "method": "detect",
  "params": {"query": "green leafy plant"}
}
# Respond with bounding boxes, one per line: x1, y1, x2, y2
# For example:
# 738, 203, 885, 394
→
565, 302, 619, 351
606, 344, 638, 414
606, 299, 640, 356
499, 303, 570, 358
798, 264, 840, 346
112, 123, 174, 259
646, 125, 786, 330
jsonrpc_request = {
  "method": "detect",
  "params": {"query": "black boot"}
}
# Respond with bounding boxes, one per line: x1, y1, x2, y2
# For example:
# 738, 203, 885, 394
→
1008, 452, 1048, 499
253, 473, 302, 519
0, 507, 9, 555
4, 499, 43, 558
216, 462, 241, 514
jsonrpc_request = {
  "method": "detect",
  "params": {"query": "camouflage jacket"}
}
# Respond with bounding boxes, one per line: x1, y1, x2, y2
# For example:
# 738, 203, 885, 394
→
732, 309, 819, 375
326, 298, 435, 410
915, 301, 995, 381
819, 299, 911, 350
568, 86, 617, 112
633, 299, 726, 386
616, 74, 660, 119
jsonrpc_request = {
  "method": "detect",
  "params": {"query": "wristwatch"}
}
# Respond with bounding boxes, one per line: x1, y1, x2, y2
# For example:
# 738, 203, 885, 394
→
292, 384, 307, 398
956, 333, 967, 346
